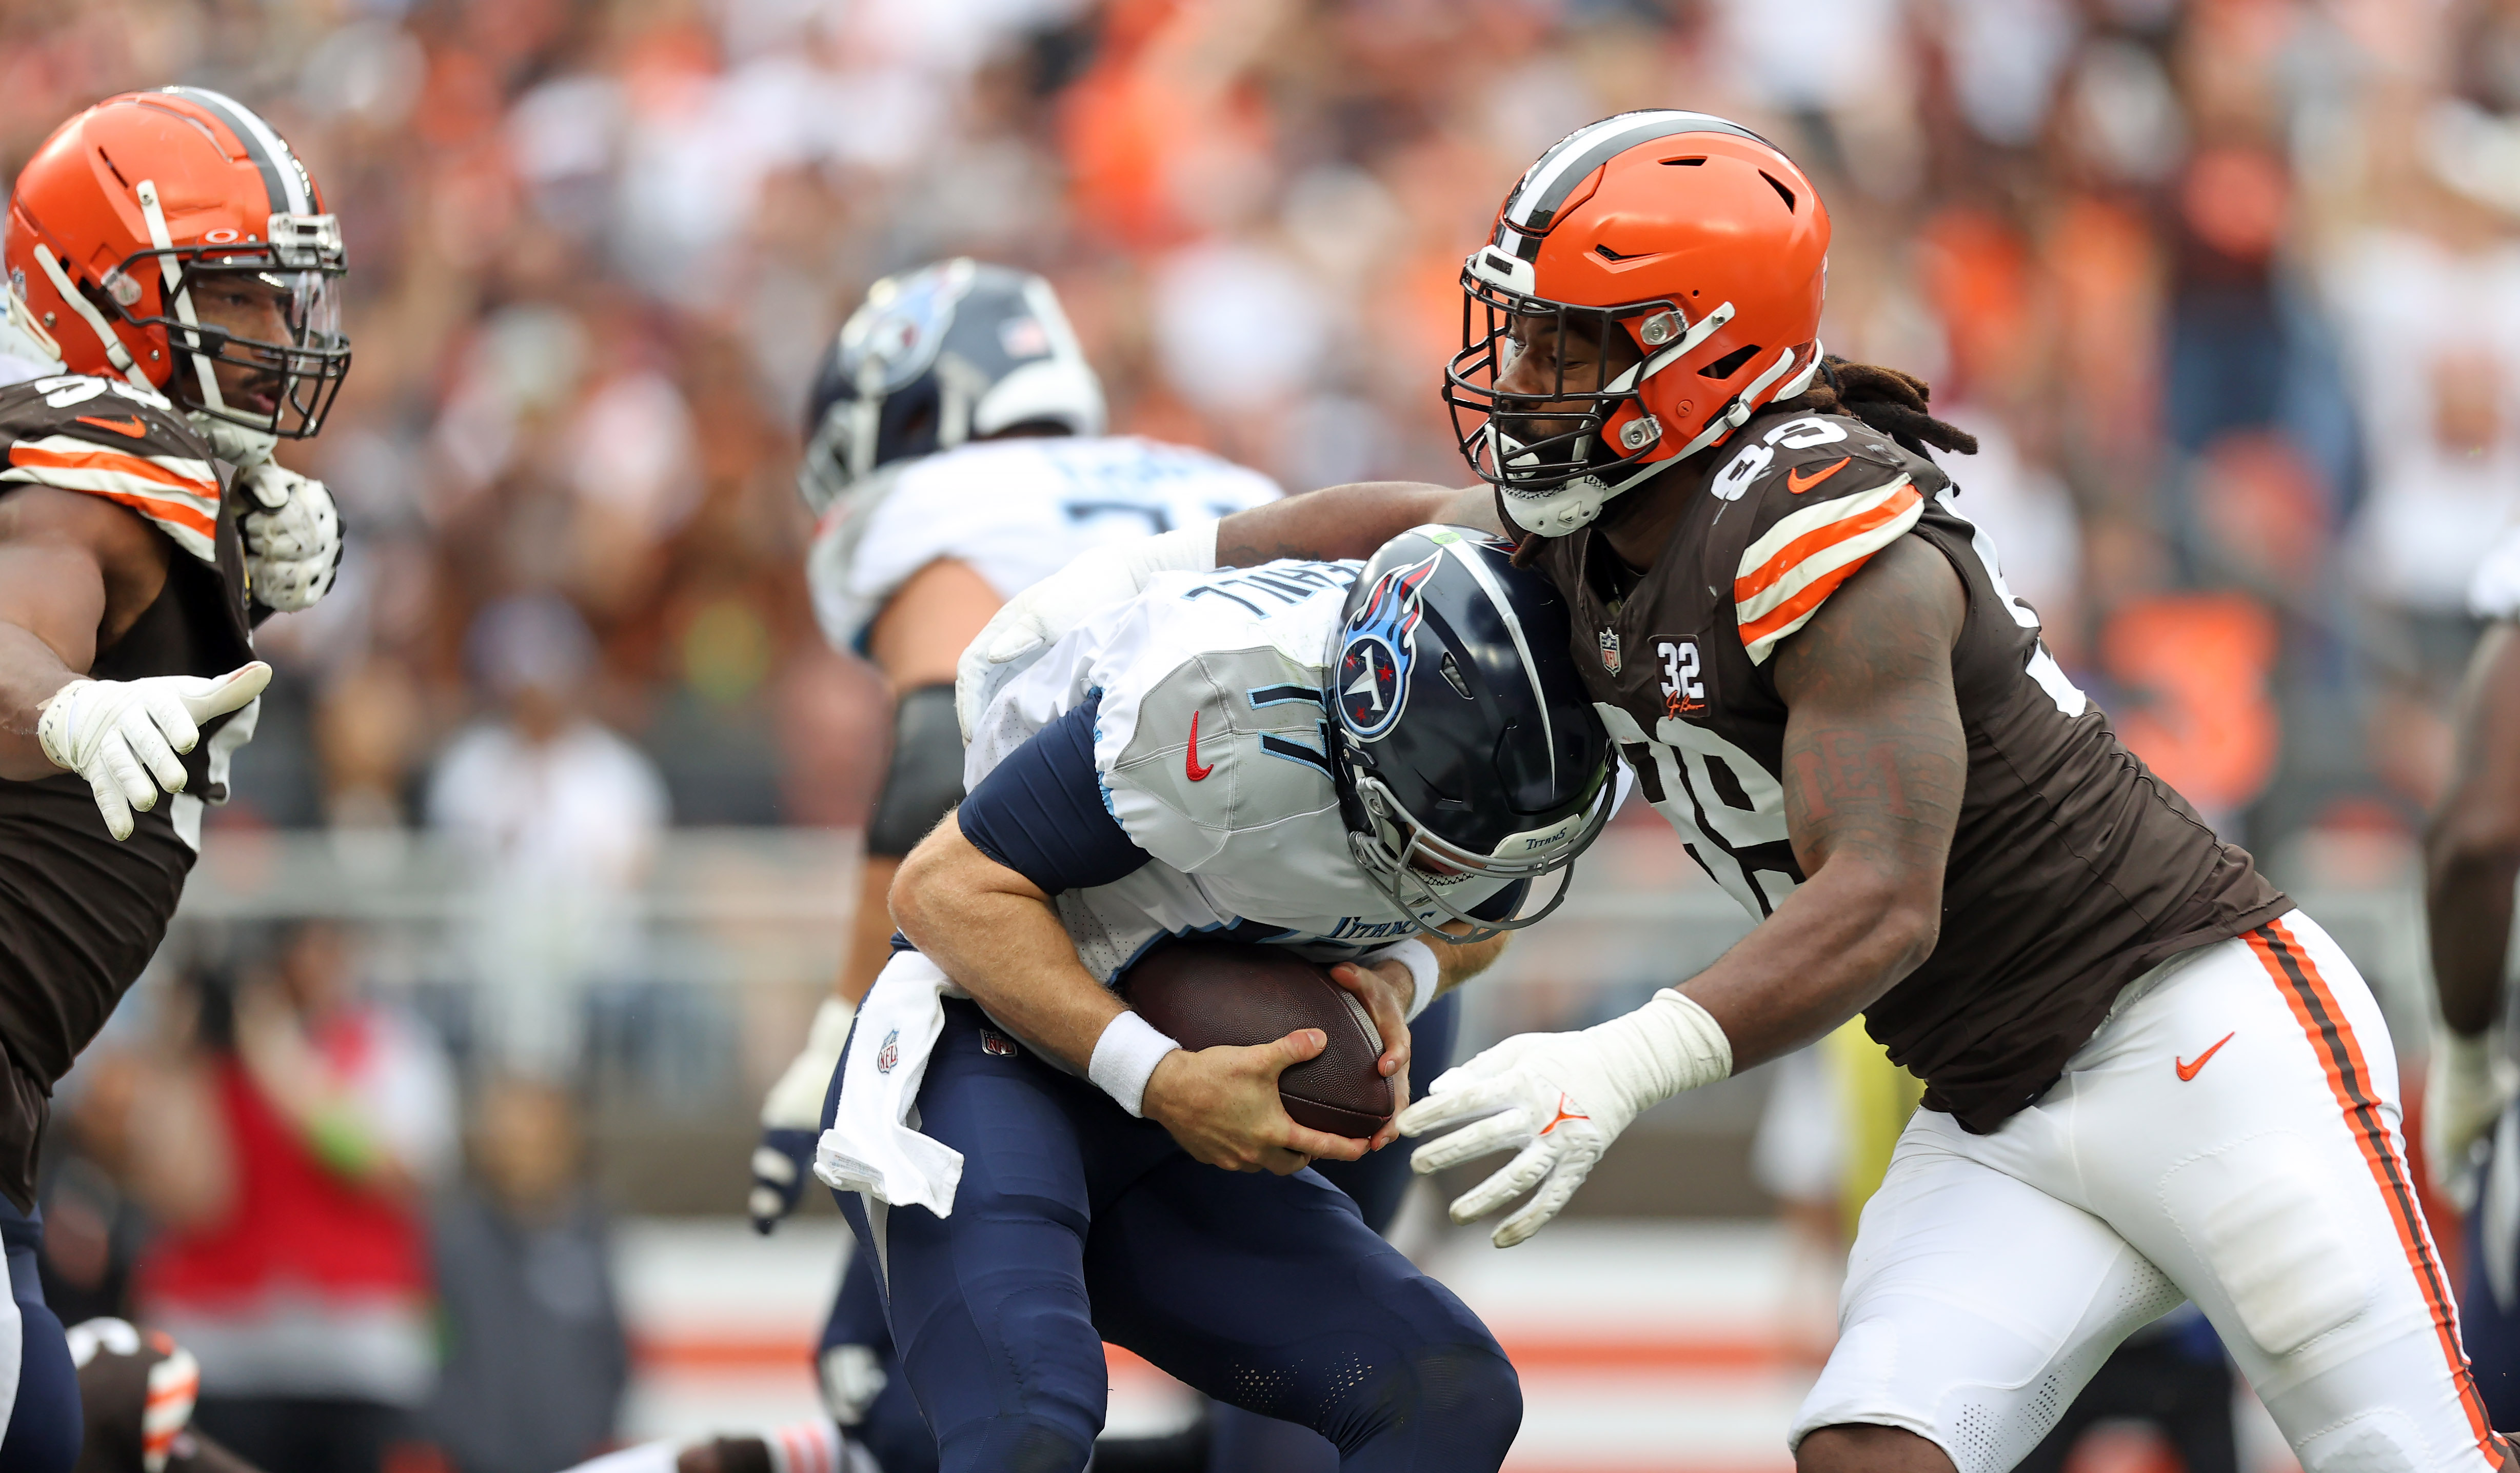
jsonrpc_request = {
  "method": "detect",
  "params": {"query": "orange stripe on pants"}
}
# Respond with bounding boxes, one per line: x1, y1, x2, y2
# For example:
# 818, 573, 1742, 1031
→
2249, 920, 2509, 1465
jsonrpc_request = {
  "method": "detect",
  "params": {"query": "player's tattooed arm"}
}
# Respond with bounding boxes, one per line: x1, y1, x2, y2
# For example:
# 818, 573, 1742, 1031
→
1214, 481, 1501, 566
1676, 535, 1967, 1070
2427, 622, 2520, 1037
0, 486, 164, 778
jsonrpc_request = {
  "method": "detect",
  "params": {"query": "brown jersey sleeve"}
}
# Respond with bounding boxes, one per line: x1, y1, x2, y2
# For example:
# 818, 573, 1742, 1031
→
1704, 410, 1941, 665
0, 377, 224, 565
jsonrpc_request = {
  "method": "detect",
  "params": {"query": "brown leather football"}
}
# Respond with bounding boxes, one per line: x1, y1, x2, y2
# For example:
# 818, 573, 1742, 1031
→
1118, 937, 1393, 1138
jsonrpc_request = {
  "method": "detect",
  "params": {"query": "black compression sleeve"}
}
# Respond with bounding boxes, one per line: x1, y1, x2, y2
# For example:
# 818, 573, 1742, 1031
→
866, 684, 968, 858
957, 690, 1152, 893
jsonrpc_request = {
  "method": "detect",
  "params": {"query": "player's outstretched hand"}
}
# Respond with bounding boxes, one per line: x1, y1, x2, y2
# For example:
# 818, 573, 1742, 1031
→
1327, 959, 1413, 1150
1399, 1032, 1625, 1248
954, 524, 1219, 739
36, 662, 271, 840
1401, 989, 1734, 1247
1143, 1029, 1372, 1175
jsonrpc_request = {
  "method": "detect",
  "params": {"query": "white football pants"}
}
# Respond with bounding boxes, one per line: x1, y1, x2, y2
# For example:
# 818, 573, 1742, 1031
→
1791, 912, 2510, 1473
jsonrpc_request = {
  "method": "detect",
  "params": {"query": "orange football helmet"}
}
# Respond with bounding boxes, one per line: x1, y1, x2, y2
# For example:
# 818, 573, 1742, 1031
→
1445, 111, 1831, 536
5, 87, 349, 440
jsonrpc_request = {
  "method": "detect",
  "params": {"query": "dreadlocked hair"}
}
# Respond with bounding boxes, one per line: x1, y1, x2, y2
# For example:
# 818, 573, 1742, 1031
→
1776, 356, 1978, 459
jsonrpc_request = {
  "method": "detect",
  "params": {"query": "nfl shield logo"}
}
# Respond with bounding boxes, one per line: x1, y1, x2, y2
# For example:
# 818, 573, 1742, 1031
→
982, 1030, 1018, 1058
1599, 628, 1622, 675
876, 1028, 900, 1074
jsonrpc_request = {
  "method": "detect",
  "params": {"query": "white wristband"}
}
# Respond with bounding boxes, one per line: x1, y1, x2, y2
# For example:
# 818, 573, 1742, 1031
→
1089, 1010, 1182, 1118
1137, 520, 1220, 576
1371, 939, 1441, 1023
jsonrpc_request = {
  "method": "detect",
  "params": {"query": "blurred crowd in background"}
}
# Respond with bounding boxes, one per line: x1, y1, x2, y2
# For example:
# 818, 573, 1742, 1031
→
8, 0, 2515, 871
15, 0, 2520, 1467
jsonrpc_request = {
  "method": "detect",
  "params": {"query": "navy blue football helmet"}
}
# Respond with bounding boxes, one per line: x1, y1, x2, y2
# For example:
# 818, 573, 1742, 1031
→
1327, 525, 1614, 939
797, 258, 1106, 517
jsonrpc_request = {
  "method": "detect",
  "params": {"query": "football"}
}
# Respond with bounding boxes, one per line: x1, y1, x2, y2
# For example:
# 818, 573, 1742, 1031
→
1119, 937, 1394, 1139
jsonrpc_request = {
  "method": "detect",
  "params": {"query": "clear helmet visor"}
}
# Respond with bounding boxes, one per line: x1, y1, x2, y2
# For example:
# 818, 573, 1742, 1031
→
166, 260, 352, 440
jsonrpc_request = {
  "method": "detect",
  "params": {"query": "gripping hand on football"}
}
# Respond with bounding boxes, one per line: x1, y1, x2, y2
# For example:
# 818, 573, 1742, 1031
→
240, 463, 342, 613
1143, 1029, 1373, 1176
37, 662, 270, 840
1401, 989, 1732, 1247
954, 523, 1219, 739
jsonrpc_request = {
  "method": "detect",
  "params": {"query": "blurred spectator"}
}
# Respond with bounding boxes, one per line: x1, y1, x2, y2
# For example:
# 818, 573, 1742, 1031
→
128, 927, 459, 1473
426, 596, 670, 1081
426, 1077, 628, 1473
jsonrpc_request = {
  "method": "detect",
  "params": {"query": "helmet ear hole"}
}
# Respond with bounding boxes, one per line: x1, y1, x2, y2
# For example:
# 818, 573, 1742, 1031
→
1700, 344, 1760, 379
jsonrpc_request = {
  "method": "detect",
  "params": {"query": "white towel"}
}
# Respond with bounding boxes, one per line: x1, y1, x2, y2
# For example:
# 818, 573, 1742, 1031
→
814, 950, 967, 1216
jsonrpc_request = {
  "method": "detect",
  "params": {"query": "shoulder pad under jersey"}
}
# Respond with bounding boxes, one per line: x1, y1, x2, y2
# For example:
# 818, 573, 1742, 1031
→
815, 435, 1281, 652
0, 374, 224, 563
969, 560, 1358, 873
1704, 409, 1938, 665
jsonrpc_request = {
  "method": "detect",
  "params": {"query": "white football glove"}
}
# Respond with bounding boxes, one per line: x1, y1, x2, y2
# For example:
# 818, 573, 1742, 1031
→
751, 996, 857, 1232
1402, 988, 1731, 1247
954, 522, 1219, 740
2428, 1026, 2516, 1209
239, 463, 342, 613
37, 663, 271, 840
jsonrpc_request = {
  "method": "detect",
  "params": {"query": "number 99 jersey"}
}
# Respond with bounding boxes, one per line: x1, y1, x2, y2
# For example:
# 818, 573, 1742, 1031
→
1526, 404, 2288, 1136
803, 434, 1282, 652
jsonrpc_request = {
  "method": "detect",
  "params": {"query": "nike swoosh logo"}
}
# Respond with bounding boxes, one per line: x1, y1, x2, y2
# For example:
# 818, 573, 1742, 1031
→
1785, 456, 1851, 494
1185, 710, 1215, 782
2175, 1031, 2235, 1082
75, 415, 147, 439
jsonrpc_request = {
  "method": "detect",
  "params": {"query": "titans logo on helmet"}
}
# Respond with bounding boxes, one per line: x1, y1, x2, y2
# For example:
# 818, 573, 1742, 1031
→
1335, 553, 1439, 743
839, 264, 966, 393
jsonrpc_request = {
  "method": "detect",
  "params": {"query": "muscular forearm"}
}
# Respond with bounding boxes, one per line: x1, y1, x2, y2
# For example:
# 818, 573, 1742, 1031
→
1216, 482, 1495, 565
2429, 830, 2520, 1036
1677, 862, 1935, 1070
890, 831, 1125, 1072
0, 621, 77, 779
2429, 624, 2520, 1037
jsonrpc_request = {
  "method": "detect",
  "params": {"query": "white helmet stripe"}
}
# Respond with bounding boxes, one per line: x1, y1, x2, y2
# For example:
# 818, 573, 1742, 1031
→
1504, 110, 1776, 234
163, 87, 311, 214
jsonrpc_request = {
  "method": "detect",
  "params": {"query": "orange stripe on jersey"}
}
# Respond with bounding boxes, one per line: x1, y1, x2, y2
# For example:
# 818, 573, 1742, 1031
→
1733, 483, 1922, 605
41, 483, 217, 541
8, 442, 217, 504
2249, 921, 2509, 1468
1739, 552, 1879, 654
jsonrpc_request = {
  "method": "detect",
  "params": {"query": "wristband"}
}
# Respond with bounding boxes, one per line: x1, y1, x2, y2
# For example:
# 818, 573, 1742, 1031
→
1089, 1010, 1181, 1118
1371, 939, 1441, 1023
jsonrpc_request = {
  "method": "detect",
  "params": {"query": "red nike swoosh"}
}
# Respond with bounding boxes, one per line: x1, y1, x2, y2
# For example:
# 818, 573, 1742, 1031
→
1785, 456, 1851, 494
75, 415, 147, 439
1185, 710, 1215, 782
2175, 1031, 2235, 1082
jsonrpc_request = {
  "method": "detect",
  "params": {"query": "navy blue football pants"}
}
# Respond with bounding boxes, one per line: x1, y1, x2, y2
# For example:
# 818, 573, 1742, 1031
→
2462, 1110, 2520, 1429
0, 1201, 80, 1473
824, 996, 1513, 1473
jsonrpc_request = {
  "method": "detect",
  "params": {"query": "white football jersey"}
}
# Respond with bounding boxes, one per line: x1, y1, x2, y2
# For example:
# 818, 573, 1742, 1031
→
2473, 523, 2520, 620
965, 562, 1519, 983
806, 434, 1282, 651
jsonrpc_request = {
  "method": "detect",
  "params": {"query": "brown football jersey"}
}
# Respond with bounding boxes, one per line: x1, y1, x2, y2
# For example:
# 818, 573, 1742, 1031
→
0, 375, 255, 1209
1531, 404, 2286, 1132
